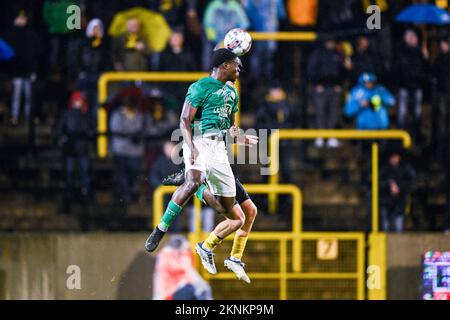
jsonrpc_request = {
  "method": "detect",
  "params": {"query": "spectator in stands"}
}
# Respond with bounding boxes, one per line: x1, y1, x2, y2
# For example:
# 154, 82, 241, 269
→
4, 10, 41, 126
351, 35, 384, 84
256, 81, 295, 183
55, 91, 94, 214
432, 37, 450, 161
110, 96, 147, 207
43, 0, 76, 74
112, 18, 150, 71
394, 29, 429, 140
444, 127, 450, 234
149, 141, 183, 190
153, 235, 213, 300
147, 0, 187, 28
344, 72, 395, 130
157, 27, 197, 72
379, 149, 416, 232
157, 26, 197, 105
146, 89, 179, 139
202, 0, 249, 70
286, 0, 318, 28
75, 18, 111, 118
317, 0, 366, 32
242, 0, 286, 81
307, 39, 351, 148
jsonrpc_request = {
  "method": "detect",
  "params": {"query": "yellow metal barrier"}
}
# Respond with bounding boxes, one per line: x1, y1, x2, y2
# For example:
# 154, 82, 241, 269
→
201, 232, 365, 300
151, 183, 364, 300
152, 184, 303, 271
268, 129, 412, 233
249, 31, 317, 41
97, 72, 241, 158
368, 232, 387, 300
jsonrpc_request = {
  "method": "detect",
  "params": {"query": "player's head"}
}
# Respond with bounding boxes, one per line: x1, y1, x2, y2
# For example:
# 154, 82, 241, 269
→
211, 48, 242, 82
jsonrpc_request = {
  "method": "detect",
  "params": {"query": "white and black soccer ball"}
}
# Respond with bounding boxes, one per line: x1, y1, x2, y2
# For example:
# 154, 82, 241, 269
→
224, 28, 252, 57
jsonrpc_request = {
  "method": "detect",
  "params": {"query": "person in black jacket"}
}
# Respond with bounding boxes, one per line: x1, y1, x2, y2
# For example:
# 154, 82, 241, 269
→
55, 91, 95, 214
379, 149, 416, 232
395, 29, 429, 139
256, 81, 295, 183
351, 35, 384, 85
157, 26, 197, 105
75, 18, 111, 118
432, 37, 450, 161
307, 39, 351, 148
444, 126, 450, 234
3, 11, 42, 125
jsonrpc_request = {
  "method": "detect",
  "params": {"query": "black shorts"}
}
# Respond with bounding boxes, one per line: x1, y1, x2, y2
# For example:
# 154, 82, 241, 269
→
235, 177, 250, 205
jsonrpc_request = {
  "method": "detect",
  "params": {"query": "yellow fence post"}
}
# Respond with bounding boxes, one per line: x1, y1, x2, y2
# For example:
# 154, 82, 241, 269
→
372, 143, 379, 233
357, 233, 365, 300
279, 237, 287, 300
368, 232, 387, 300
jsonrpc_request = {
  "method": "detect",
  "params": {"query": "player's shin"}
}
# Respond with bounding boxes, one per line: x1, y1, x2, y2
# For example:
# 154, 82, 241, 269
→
230, 234, 248, 260
158, 200, 183, 232
202, 232, 224, 251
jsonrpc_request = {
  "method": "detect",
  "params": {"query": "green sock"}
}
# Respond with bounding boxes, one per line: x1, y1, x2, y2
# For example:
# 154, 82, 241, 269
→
158, 200, 183, 232
195, 183, 207, 204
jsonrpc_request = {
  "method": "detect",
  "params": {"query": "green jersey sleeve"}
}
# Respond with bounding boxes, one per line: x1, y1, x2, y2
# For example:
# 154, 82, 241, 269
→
185, 82, 204, 108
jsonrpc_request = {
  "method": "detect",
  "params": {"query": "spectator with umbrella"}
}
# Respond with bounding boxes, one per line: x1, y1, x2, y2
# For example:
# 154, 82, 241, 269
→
108, 6, 172, 71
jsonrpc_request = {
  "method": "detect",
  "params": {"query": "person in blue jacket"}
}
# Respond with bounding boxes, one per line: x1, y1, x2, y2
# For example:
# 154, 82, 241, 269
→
344, 72, 395, 130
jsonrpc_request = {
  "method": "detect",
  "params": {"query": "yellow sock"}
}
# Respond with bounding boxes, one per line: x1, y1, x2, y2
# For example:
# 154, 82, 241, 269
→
203, 232, 223, 251
230, 234, 248, 260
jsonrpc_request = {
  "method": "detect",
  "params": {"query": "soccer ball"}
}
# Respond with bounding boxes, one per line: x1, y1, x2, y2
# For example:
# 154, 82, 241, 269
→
224, 28, 252, 57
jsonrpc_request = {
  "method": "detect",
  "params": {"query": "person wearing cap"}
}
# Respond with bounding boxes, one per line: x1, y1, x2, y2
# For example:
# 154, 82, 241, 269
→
75, 18, 111, 118
145, 48, 258, 283
344, 72, 395, 130
54, 91, 94, 215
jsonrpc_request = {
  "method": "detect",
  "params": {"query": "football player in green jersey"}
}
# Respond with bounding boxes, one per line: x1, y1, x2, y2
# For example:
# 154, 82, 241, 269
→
145, 48, 258, 281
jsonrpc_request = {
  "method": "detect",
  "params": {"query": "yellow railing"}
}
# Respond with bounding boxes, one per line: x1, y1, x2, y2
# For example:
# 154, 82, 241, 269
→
201, 232, 365, 300
152, 185, 364, 300
152, 184, 303, 271
249, 31, 317, 41
268, 129, 412, 233
97, 72, 241, 158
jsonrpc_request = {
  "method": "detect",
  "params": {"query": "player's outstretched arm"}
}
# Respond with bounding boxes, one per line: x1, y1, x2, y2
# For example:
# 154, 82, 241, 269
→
229, 125, 259, 147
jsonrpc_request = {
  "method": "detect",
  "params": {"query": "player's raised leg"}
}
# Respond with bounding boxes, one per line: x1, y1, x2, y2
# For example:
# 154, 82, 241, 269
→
194, 178, 257, 282
225, 199, 257, 283
145, 169, 204, 252
195, 196, 244, 274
